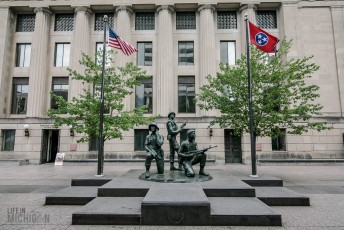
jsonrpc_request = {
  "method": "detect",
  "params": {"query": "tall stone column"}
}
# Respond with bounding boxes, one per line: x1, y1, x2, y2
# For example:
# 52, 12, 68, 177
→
27, 7, 51, 118
0, 7, 14, 117
280, 3, 298, 59
198, 5, 216, 117
331, 6, 344, 117
239, 4, 257, 55
115, 6, 133, 67
156, 5, 174, 116
69, 6, 91, 100
115, 6, 133, 110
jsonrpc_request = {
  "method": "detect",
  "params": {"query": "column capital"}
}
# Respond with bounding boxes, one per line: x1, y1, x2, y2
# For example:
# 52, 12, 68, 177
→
74, 6, 92, 15
198, 4, 215, 13
239, 3, 258, 12
33, 7, 52, 15
115, 5, 133, 14
156, 5, 175, 14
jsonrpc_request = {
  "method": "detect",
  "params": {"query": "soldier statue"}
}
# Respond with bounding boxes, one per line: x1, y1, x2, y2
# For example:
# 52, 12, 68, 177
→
178, 129, 216, 177
166, 112, 186, 171
144, 122, 164, 178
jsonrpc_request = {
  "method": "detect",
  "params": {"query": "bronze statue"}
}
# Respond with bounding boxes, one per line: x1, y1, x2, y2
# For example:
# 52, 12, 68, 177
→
178, 129, 217, 177
144, 122, 164, 178
166, 112, 186, 171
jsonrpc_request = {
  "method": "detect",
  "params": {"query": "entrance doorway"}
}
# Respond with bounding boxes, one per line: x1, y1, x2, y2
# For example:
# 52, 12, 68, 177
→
41, 130, 60, 164
224, 129, 242, 163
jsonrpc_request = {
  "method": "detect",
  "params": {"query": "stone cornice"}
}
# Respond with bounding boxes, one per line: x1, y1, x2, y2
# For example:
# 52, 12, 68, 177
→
115, 5, 133, 14
34, 7, 52, 15
198, 4, 216, 13
74, 6, 92, 15
239, 3, 258, 12
156, 5, 175, 13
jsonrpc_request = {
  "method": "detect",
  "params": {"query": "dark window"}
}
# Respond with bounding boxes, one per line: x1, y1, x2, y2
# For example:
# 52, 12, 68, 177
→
95, 13, 114, 31
178, 42, 194, 66
134, 129, 149, 151
135, 77, 153, 113
217, 11, 237, 29
257, 11, 277, 29
16, 14, 35, 32
11, 78, 29, 114
16, 44, 31, 67
178, 76, 195, 113
135, 12, 155, 30
176, 12, 196, 30
220, 41, 236, 65
55, 43, 70, 67
89, 135, 98, 151
137, 42, 152, 66
2, 130, 15, 151
272, 128, 286, 151
54, 14, 74, 31
51, 77, 69, 109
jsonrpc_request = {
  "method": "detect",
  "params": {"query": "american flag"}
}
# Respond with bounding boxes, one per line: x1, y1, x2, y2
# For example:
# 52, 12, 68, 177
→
108, 27, 138, 56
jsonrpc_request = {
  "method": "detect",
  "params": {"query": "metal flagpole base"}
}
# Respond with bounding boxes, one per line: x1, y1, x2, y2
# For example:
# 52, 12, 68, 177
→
94, 174, 104, 177
249, 174, 259, 178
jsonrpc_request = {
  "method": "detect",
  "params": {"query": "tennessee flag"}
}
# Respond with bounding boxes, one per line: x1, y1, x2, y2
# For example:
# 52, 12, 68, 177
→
249, 22, 279, 53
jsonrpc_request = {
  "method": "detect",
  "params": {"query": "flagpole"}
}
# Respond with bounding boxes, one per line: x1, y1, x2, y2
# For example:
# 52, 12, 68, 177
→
96, 15, 108, 177
245, 15, 258, 177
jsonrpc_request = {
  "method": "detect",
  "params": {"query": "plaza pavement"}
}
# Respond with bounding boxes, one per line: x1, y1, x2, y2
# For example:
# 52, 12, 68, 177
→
0, 161, 344, 230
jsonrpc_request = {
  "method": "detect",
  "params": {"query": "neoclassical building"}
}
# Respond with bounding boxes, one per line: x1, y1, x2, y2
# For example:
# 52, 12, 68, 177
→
0, 0, 343, 164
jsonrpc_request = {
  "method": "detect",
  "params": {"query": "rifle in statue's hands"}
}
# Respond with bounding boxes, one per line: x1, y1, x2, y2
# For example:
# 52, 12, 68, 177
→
146, 146, 162, 160
179, 145, 217, 157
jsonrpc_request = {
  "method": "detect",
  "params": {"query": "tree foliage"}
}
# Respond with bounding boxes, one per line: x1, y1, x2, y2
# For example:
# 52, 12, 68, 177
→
197, 40, 330, 138
47, 51, 157, 143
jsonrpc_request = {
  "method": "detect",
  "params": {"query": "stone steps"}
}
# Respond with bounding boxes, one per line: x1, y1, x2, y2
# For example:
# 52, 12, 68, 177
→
44, 169, 309, 226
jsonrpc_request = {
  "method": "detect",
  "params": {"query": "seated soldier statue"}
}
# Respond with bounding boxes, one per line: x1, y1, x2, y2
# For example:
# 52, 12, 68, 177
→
144, 122, 164, 178
178, 129, 215, 177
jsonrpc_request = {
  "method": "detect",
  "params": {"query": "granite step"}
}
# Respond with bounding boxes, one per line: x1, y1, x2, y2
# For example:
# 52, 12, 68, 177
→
209, 197, 282, 226
141, 183, 210, 225
240, 176, 283, 187
45, 186, 98, 205
255, 187, 310, 206
72, 197, 142, 225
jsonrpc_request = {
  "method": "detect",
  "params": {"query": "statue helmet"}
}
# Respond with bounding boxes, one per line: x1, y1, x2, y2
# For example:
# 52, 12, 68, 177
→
148, 122, 159, 130
167, 112, 176, 118
187, 129, 195, 136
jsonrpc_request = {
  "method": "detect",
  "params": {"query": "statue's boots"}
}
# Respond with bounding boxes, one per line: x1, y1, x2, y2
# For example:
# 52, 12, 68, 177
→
177, 164, 184, 171
170, 162, 178, 171
145, 165, 151, 178
199, 165, 209, 176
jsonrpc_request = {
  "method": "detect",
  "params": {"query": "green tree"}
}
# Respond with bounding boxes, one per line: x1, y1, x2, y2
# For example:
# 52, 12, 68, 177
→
47, 51, 157, 144
197, 40, 330, 139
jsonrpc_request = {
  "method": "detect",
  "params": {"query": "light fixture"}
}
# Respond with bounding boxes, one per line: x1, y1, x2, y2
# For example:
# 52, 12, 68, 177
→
69, 125, 75, 136
24, 124, 30, 136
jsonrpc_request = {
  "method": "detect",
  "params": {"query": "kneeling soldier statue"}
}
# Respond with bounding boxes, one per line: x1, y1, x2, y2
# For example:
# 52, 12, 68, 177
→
144, 122, 164, 178
178, 129, 217, 177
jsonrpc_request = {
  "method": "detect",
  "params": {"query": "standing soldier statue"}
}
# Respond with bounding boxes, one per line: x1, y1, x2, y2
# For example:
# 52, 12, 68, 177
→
166, 112, 186, 171
144, 122, 164, 178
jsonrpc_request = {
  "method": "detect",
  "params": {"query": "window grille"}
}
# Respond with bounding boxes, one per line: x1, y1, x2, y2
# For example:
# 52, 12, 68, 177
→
55, 14, 74, 31
95, 13, 114, 31
217, 11, 237, 29
257, 11, 277, 29
135, 13, 155, 30
16, 14, 35, 32
176, 12, 196, 30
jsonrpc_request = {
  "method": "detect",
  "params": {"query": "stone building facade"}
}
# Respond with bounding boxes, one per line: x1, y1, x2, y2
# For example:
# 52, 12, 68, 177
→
0, 0, 343, 164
